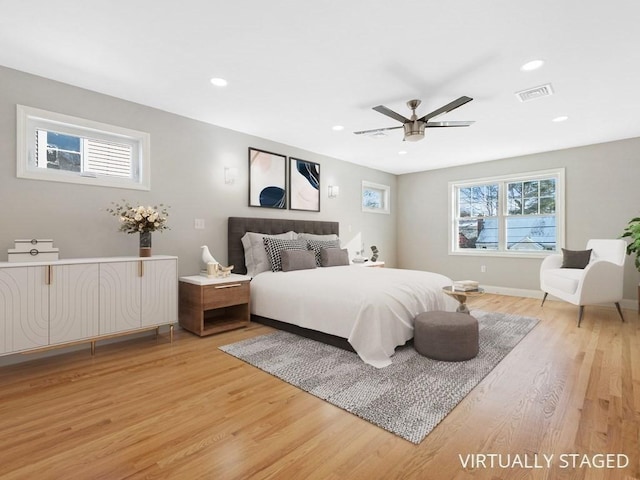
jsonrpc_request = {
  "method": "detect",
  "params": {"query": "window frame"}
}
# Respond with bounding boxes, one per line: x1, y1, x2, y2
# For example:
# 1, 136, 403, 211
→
16, 105, 151, 190
448, 168, 565, 257
362, 180, 391, 214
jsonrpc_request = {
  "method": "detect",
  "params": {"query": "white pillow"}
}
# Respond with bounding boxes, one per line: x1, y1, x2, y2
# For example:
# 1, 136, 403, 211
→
241, 231, 296, 277
297, 232, 339, 241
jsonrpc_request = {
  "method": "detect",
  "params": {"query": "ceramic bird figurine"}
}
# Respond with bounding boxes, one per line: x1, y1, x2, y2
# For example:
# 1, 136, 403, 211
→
201, 245, 218, 272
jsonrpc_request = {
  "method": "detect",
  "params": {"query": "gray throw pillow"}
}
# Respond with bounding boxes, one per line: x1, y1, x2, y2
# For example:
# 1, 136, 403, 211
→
281, 249, 317, 272
320, 247, 350, 267
561, 248, 592, 269
307, 239, 341, 266
263, 237, 308, 272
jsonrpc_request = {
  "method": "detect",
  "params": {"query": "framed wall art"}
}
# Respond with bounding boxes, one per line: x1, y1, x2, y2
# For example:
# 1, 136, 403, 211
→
248, 147, 286, 209
289, 157, 320, 212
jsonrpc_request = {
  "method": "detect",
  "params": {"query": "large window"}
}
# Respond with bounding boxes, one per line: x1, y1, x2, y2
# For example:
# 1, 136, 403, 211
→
449, 169, 565, 256
17, 105, 150, 190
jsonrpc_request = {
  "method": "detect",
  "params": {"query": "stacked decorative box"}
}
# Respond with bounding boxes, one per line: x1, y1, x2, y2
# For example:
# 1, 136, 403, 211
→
8, 239, 59, 262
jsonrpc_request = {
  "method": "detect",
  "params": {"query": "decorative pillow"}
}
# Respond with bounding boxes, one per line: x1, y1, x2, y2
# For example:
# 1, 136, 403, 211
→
298, 232, 339, 241
241, 231, 296, 276
561, 248, 592, 269
281, 249, 317, 272
307, 239, 341, 266
263, 237, 308, 272
320, 248, 350, 267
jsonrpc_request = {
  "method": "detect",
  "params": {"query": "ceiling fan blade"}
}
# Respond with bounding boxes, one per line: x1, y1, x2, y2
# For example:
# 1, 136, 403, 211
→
419, 96, 473, 122
372, 105, 410, 124
353, 126, 404, 135
425, 121, 475, 128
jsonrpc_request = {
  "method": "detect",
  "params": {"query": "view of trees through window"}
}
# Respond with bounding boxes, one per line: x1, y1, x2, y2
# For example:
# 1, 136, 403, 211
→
363, 188, 383, 209
454, 174, 561, 253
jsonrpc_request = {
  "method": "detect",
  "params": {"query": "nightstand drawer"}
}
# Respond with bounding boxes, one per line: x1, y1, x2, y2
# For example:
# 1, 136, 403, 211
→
203, 281, 250, 309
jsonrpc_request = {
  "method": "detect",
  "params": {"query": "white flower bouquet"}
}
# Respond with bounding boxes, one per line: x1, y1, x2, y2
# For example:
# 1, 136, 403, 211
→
107, 200, 170, 234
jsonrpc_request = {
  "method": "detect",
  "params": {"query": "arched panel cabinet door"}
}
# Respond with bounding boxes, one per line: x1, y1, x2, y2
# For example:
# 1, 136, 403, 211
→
0, 265, 49, 354
141, 258, 178, 328
50, 263, 100, 344
99, 260, 142, 335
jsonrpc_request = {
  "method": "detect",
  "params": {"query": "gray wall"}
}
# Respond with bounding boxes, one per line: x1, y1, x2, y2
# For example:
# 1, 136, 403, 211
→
0, 66, 397, 275
3, 64, 637, 302
397, 138, 640, 301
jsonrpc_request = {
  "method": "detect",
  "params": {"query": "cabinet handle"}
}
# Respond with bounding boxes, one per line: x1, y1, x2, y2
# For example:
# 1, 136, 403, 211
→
45, 265, 51, 285
138, 261, 144, 277
214, 283, 242, 289
50, 265, 53, 284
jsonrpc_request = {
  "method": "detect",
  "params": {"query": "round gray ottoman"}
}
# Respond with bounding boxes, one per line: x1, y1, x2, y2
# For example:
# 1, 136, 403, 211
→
414, 311, 479, 361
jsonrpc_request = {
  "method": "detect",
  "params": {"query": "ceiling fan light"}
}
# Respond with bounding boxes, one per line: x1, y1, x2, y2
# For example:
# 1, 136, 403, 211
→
403, 122, 425, 142
404, 133, 424, 142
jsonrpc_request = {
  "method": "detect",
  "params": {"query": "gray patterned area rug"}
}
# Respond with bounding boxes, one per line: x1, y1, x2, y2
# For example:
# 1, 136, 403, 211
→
219, 310, 539, 444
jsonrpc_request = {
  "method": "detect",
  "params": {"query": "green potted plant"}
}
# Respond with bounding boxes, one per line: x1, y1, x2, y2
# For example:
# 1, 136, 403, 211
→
621, 216, 640, 271
621, 216, 640, 313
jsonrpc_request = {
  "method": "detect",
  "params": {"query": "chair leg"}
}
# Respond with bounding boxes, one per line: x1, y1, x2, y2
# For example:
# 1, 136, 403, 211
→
614, 302, 625, 322
541, 292, 548, 307
577, 306, 585, 327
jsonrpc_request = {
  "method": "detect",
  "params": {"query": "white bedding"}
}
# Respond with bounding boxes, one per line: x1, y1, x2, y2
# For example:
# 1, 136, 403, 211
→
250, 266, 458, 368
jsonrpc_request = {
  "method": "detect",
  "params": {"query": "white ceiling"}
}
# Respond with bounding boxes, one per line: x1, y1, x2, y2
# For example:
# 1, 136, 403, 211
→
1, 0, 639, 175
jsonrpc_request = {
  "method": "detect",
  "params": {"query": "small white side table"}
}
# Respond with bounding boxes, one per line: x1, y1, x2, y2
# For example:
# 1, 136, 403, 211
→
352, 261, 385, 268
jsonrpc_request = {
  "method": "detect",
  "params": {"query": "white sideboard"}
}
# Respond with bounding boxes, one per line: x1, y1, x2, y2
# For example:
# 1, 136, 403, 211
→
0, 256, 178, 357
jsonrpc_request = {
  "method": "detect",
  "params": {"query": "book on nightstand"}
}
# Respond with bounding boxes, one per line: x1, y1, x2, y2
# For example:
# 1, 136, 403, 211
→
453, 280, 480, 291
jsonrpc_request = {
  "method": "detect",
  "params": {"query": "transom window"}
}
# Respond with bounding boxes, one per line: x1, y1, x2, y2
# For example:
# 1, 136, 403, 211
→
449, 169, 565, 256
17, 105, 150, 190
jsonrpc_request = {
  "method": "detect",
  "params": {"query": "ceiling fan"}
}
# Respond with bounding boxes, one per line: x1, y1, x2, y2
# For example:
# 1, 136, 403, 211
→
354, 96, 474, 142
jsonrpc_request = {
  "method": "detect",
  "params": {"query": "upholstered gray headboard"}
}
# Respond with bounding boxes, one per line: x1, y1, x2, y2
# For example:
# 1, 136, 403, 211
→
228, 217, 340, 274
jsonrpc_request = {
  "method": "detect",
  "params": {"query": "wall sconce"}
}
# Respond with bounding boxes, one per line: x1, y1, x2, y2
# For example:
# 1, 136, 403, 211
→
224, 167, 238, 184
328, 185, 340, 198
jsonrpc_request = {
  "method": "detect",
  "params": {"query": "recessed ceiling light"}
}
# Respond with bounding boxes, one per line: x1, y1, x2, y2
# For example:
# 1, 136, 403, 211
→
552, 115, 569, 122
210, 77, 228, 87
332, 125, 344, 131
520, 60, 544, 71
398, 150, 407, 155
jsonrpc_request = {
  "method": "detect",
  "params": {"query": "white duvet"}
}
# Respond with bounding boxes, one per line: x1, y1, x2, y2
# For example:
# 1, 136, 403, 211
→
250, 266, 458, 368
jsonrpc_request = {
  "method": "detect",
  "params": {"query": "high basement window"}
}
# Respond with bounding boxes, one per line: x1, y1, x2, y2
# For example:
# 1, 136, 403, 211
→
17, 105, 150, 190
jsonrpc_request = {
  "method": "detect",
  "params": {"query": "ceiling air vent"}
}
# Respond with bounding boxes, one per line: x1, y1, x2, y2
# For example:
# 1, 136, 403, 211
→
515, 83, 554, 102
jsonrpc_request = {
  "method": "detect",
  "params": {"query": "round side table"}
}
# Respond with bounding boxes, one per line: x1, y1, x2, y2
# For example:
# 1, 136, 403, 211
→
442, 285, 485, 314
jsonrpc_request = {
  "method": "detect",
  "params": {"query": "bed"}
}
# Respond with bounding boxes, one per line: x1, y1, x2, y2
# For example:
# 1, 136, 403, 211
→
228, 216, 457, 368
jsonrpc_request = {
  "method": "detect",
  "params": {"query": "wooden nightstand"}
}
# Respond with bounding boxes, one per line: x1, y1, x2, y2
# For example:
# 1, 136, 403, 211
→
179, 274, 251, 336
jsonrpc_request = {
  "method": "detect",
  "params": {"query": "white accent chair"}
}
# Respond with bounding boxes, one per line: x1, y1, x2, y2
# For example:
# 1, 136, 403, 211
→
540, 239, 626, 327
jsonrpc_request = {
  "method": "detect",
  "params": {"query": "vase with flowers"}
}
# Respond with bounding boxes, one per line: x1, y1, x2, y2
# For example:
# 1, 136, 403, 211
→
107, 200, 170, 257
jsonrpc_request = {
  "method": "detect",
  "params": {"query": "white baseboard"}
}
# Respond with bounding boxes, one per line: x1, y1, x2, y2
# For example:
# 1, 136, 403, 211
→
481, 285, 637, 312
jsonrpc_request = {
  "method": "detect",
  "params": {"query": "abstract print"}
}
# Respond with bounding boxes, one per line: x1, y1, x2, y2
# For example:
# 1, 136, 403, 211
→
249, 148, 286, 209
289, 158, 320, 211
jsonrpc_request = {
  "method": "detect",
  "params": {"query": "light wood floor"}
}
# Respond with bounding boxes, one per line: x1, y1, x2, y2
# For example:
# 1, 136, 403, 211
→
0, 295, 638, 480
